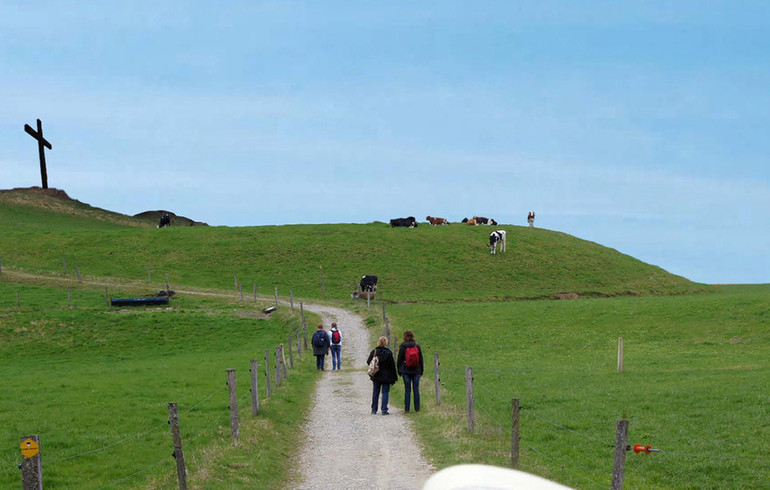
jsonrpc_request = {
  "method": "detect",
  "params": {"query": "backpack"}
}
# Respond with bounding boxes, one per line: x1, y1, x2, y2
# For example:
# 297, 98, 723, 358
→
312, 330, 326, 348
331, 330, 341, 344
367, 350, 380, 378
405, 345, 420, 368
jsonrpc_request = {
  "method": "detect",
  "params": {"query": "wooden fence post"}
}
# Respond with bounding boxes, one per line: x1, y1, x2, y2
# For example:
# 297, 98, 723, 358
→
264, 350, 272, 397
297, 331, 302, 358
167, 403, 188, 490
382, 303, 387, 322
511, 398, 521, 468
465, 366, 475, 432
281, 344, 288, 378
290, 290, 294, 310
67, 288, 72, 307
275, 347, 282, 386
288, 336, 294, 368
618, 337, 624, 373
611, 419, 629, 490
274, 286, 278, 308
300, 303, 308, 349
74, 265, 82, 283
434, 353, 441, 406
250, 360, 260, 416
19, 435, 43, 490
253, 283, 257, 303
226, 369, 240, 441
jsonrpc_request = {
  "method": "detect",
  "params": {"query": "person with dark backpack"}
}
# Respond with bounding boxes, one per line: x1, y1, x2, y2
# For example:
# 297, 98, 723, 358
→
329, 322, 342, 371
312, 324, 331, 370
397, 330, 424, 413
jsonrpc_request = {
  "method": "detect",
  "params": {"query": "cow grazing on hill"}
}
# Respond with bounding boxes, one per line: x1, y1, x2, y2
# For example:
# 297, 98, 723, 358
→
527, 211, 535, 228
489, 230, 507, 254
158, 213, 171, 228
426, 216, 449, 225
360, 275, 378, 292
390, 216, 418, 228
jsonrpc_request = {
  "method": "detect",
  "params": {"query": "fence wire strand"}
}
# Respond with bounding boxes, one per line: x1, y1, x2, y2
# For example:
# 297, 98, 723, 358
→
96, 458, 168, 490
46, 385, 226, 466
528, 446, 607, 490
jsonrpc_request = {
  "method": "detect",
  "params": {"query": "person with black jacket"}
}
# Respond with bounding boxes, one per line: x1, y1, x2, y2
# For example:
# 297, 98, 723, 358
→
367, 336, 398, 415
397, 330, 424, 413
312, 324, 330, 370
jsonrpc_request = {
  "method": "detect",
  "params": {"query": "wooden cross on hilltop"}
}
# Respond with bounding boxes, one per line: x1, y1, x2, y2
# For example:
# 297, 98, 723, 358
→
24, 118, 52, 189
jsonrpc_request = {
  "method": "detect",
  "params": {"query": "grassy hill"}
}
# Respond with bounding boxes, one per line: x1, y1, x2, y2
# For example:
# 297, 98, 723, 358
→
0, 189, 705, 303
1, 189, 767, 488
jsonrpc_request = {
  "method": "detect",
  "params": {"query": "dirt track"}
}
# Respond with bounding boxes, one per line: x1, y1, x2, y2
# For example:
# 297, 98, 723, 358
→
2, 270, 435, 488
296, 304, 434, 489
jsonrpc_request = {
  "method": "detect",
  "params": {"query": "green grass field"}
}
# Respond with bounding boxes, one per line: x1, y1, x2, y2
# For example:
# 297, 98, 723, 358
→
0, 279, 320, 488
1, 189, 767, 489
382, 285, 769, 488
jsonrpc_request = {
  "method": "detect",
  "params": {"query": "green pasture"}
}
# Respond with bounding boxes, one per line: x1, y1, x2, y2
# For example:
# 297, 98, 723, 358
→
1, 191, 767, 488
0, 194, 703, 303
381, 285, 770, 489
0, 279, 320, 489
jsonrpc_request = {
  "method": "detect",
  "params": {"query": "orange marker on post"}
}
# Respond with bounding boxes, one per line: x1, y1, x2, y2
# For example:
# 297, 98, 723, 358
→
633, 444, 661, 454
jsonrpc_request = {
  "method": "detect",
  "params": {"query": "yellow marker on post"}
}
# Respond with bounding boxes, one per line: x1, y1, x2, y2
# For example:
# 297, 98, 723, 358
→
21, 438, 40, 459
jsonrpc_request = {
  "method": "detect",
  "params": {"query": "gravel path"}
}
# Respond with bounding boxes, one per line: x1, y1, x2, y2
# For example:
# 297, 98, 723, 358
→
296, 304, 434, 489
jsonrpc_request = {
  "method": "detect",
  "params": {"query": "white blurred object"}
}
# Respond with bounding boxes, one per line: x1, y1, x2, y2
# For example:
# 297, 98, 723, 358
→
423, 464, 573, 490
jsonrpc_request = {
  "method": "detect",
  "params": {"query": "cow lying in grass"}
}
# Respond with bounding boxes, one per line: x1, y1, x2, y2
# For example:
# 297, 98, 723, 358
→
462, 216, 497, 226
426, 216, 449, 225
390, 217, 418, 228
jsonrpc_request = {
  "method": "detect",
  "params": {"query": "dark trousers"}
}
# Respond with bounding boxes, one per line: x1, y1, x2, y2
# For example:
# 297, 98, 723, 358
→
371, 380, 390, 414
402, 373, 421, 411
315, 354, 325, 370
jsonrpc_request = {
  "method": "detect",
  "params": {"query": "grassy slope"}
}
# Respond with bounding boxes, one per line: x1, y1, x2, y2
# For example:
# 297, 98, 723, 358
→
3, 191, 766, 489
0, 280, 320, 489
384, 286, 769, 488
0, 191, 704, 303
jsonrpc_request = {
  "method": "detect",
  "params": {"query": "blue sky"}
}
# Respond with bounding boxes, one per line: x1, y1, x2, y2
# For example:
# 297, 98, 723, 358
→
1, 1, 768, 284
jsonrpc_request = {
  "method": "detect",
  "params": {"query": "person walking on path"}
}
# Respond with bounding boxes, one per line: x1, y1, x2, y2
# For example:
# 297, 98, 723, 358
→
397, 330, 424, 413
329, 322, 342, 370
367, 336, 398, 415
312, 324, 331, 370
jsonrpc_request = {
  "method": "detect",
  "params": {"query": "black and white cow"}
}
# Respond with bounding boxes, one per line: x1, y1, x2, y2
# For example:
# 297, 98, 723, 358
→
474, 216, 498, 226
158, 213, 171, 228
489, 230, 507, 254
390, 216, 418, 228
360, 275, 378, 292
527, 211, 535, 228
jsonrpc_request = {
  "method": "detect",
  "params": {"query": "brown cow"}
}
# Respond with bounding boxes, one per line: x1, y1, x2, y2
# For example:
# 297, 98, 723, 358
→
426, 216, 449, 225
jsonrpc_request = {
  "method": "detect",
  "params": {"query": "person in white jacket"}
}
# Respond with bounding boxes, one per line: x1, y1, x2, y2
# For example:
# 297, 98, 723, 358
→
329, 322, 342, 370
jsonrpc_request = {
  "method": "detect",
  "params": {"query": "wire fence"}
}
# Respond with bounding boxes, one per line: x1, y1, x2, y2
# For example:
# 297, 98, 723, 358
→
430, 355, 770, 489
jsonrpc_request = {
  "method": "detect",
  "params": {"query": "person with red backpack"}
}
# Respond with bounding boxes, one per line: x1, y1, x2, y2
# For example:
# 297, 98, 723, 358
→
329, 322, 342, 371
397, 330, 424, 413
